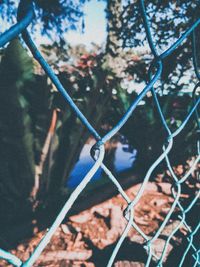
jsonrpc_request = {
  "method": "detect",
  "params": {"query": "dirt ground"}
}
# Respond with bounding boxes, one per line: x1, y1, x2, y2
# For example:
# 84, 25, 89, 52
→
0, 161, 199, 267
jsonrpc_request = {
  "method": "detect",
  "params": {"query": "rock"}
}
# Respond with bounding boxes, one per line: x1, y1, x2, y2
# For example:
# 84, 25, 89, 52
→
151, 238, 173, 263
150, 198, 168, 207
129, 235, 145, 244
129, 182, 158, 196
157, 183, 172, 195
161, 220, 185, 236
61, 224, 71, 235
69, 212, 92, 223
114, 261, 144, 267
38, 250, 92, 262
106, 205, 126, 242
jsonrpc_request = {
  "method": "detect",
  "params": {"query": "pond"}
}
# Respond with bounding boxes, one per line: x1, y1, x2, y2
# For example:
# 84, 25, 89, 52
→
67, 136, 137, 188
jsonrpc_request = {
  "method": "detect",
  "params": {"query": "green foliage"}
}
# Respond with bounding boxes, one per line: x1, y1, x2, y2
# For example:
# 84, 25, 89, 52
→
0, 1, 198, 231
46, 52, 130, 192
122, 93, 199, 172
0, 39, 33, 86
0, 0, 87, 42
29, 47, 198, 193
24, 75, 53, 164
0, 39, 35, 222
104, 0, 199, 91
0, 37, 197, 226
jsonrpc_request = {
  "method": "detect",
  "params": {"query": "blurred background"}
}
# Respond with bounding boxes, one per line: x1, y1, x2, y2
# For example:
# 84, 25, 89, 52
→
0, 1, 199, 266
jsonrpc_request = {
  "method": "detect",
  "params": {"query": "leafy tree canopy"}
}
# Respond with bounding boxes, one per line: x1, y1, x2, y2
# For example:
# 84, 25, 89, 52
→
0, 0, 87, 41
120, 0, 200, 90
0, 0, 199, 91
121, 0, 199, 49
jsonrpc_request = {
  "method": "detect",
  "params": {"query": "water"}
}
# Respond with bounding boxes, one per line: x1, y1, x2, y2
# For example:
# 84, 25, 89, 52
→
67, 137, 137, 188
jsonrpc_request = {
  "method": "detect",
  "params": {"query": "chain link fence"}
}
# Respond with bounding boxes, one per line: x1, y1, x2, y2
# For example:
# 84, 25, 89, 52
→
0, 0, 199, 266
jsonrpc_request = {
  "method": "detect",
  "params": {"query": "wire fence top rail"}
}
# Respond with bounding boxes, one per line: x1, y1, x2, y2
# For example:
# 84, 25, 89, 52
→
0, 0, 199, 266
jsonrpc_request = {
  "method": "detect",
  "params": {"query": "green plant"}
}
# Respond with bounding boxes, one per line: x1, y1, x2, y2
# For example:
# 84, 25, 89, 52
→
0, 39, 35, 223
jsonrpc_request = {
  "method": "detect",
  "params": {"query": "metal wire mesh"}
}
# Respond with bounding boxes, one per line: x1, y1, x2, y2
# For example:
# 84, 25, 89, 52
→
0, 0, 199, 266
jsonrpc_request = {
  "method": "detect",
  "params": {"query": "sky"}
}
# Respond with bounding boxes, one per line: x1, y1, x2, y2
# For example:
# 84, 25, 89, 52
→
0, 0, 107, 49
65, 0, 107, 49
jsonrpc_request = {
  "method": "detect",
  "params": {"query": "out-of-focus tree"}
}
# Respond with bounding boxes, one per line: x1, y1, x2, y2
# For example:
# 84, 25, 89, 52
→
0, 0, 199, 225
120, 0, 200, 90
0, 0, 87, 42
97, 0, 200, 91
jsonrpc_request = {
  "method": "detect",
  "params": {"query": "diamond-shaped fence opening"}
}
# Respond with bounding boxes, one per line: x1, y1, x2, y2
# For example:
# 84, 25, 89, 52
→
0, 0, 199, 266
